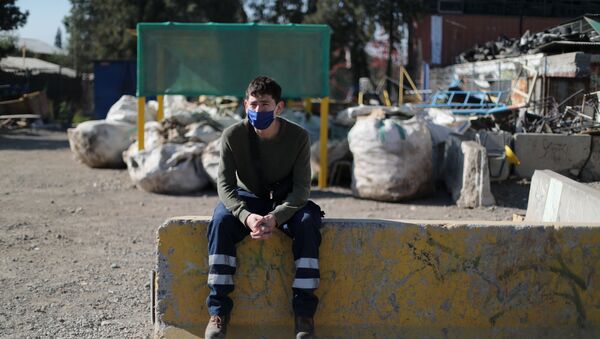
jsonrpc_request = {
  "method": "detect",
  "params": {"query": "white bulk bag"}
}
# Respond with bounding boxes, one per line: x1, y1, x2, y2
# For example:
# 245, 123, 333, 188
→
68, 120, 135, 168
106, 95, 157, 124
348, 116, 433, 201
201, 138, 221, 187
124, 142, 209, 194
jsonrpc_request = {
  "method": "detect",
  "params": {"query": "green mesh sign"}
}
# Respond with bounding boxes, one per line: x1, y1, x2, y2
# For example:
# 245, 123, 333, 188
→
137, 22, 330, 98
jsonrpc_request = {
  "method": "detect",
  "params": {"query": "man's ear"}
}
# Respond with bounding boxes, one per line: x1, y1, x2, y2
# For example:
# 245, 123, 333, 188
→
275, 100, 285, 115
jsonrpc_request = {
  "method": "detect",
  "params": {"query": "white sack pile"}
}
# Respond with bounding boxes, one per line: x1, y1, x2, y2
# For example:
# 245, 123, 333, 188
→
123, 114, 222, 194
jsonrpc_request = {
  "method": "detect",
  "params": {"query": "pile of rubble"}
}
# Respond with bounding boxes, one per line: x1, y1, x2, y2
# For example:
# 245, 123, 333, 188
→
517, 92, 600, 134
458, 17, 600, 63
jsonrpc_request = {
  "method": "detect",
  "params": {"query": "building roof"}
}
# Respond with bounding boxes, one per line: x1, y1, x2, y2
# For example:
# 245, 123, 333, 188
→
17, 38, 67, 55
0, 56, 76, 77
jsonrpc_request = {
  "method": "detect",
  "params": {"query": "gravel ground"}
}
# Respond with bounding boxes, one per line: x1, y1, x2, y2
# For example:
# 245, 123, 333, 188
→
0, 128, 533, 338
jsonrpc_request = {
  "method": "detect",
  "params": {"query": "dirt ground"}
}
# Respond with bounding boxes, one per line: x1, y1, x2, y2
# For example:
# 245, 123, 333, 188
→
0, 128, 532, 338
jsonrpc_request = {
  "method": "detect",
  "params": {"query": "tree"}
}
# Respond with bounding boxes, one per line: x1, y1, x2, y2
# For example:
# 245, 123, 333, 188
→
64, 0, 247, 73
363, 0, 425, 93
246, 0, 317, 24
0, 0, 28, 31
0, 0, 29, 58
246, 0, 373, 98
55, 27, 63, 49
303, 0, 374, 97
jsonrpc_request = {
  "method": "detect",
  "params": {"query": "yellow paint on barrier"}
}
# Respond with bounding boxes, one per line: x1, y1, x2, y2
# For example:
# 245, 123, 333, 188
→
154, 218, 600, 338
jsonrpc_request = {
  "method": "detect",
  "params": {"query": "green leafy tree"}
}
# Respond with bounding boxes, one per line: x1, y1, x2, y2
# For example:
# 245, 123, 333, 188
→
246, 0, 373, 97
303, 0, 374, 97
64, 0, 246, 73
0, 0, 29, 58
363, 0, 425, 93
246, 0, 317, 24
0, 0, 28, 30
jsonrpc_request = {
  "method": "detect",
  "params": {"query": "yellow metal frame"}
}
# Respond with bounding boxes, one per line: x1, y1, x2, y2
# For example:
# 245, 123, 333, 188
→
137, 95, 165, 151
318, 97, 329, 188
303, 98, 312, 114
399, 66, 423, 104
137, 97, 145, 151
157, 95, 164, 121
383, 90, 392, 107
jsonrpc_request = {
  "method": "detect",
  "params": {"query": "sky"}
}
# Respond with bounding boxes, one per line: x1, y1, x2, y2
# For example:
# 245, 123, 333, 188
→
16, 0, 72, 46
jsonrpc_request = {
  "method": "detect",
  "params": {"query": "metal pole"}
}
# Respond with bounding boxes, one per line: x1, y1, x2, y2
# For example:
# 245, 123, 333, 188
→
138, 96, 145, 151
157, 95, 164, 121
399, 66, 405, 105
318, 97, 329, 188
303, 98, 312, 114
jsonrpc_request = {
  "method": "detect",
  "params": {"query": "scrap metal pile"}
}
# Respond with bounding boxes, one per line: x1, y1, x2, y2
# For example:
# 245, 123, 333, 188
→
457, 15, 600, 63
517, 92, 600, 135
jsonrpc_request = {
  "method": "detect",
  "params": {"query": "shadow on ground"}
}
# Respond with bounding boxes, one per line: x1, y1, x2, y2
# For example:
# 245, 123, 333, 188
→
313, 181, 529, 210
312, 185, 455, 207
491, 179, 530, 209
0, 129, 70, 150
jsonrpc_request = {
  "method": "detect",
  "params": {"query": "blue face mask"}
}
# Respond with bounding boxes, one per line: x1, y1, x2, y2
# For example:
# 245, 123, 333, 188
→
247, 108, 275, 130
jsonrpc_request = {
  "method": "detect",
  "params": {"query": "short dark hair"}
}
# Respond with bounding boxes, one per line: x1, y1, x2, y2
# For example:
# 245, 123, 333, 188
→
245, 76, 282, 103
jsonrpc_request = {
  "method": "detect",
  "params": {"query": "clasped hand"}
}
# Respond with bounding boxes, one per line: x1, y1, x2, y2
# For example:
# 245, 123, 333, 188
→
245, 213, 277, 240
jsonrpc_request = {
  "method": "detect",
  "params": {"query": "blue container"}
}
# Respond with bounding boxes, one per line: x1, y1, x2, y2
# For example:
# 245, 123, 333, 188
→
93, 60, 137, 120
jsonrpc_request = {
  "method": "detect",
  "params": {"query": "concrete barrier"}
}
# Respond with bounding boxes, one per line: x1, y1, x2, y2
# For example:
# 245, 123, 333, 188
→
526, 169, 600, 223
154, 217, 600, 338
514, 133, 591, 178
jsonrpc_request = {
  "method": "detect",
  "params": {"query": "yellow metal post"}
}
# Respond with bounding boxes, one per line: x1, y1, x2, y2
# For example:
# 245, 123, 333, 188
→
303, 98, 312, 114
318, 97, 329, 188
358, 92, 364, 105
157, 95, 164, 121
138, 97, 145, 151
399, 67, 405, 105
383, 90, 392, 107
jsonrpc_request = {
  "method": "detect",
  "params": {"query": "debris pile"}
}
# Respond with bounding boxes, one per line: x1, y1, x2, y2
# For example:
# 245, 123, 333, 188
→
458, 16, 600, 63
122, 98, 230, 194
517, 93, 600, 134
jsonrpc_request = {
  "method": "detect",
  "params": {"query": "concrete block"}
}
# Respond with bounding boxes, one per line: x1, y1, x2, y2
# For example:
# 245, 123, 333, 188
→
514, 133, 592, 178
444, 135, 495, 208
580, 135, 600, 182
525, 169, 600, 223
154, 217, 600, 338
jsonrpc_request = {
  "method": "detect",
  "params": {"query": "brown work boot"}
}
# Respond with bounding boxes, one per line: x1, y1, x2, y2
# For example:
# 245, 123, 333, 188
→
205, 314, 229, 339
295, 316, 315, 338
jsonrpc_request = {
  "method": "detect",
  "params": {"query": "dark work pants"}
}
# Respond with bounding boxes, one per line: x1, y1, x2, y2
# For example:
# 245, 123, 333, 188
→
206, 189, 322, 317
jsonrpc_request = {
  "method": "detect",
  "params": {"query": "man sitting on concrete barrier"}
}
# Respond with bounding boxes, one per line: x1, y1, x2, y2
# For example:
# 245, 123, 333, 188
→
205, 75, 323, 339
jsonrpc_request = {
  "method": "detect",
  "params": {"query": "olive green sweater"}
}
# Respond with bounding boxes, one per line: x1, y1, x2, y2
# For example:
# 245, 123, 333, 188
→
217, 117, 311, 225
